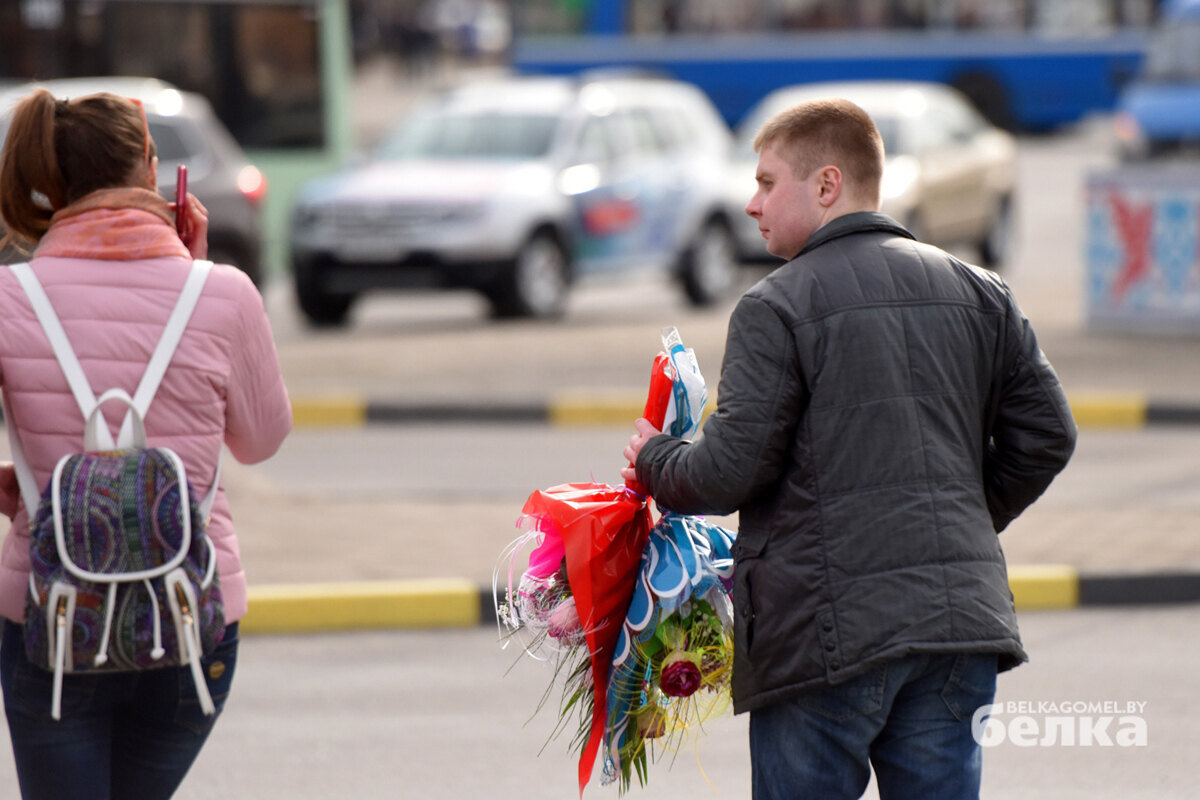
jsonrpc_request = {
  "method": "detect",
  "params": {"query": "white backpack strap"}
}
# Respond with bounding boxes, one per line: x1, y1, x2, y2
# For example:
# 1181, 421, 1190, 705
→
8, 261, 217, 516
9, 263, 109, 447
199, 455, 221, 520
116, 260, 212, 447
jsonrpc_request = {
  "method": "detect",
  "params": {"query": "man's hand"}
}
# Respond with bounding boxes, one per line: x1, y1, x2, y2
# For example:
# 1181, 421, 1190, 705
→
620, 417, 662, 483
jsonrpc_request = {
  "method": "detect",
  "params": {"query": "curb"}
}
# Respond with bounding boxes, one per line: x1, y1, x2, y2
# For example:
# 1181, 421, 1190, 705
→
289, 393, 1200, 429
238, 568, 1200, 635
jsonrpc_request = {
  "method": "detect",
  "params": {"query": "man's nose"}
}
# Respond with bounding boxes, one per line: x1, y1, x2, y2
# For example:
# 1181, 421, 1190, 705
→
745, 194, 761, 218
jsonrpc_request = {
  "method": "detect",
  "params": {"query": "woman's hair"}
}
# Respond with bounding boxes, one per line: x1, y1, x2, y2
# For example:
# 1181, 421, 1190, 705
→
0, 89, 153, 246
753, 98, 885, 206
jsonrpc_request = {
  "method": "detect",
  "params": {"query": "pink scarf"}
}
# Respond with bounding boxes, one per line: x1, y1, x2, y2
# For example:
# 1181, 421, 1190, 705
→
35, 187, 189, 261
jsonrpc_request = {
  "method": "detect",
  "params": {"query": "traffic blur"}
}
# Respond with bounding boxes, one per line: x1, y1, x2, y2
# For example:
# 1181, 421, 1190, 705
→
267, 100, 1200, 406
725, 80, 1017, 269
0, 77, 268, 285
288, 71, 740, 326
1113, 0, 1200, 160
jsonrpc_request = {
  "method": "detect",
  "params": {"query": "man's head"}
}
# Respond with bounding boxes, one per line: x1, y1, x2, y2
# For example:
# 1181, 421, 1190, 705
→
745, 98, 885, 259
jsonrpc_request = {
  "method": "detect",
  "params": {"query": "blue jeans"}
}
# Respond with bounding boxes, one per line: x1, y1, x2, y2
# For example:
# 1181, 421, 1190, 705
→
1, 619, 238, 800
749, 652, 998, 800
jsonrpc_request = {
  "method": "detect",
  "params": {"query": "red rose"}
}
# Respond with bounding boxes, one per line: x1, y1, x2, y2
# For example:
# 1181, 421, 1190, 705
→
660, 652, 703, 697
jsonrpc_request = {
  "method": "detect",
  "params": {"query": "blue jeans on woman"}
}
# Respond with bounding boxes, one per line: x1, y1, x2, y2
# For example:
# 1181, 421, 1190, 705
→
1, 619, 238, 800
749, 652, 998, 800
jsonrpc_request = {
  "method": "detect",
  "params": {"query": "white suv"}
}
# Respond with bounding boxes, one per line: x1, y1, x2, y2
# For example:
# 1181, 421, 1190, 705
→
288, 73, 739, 325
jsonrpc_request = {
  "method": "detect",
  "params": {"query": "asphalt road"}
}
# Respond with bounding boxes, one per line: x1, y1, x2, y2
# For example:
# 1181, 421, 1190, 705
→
0, 606, 1193, 799
143, 605, 1195, 800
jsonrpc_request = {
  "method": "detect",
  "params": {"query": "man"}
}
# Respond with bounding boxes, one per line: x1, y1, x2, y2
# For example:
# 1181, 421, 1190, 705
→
621, 99, 1077, 799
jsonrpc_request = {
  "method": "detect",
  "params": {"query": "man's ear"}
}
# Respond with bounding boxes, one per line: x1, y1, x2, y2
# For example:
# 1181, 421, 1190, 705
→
816, 165, 842, 207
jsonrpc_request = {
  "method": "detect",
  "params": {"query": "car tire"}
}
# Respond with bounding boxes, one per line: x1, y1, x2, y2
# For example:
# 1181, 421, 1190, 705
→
294, 262, 355, 327
979, 196, 1013, 271
488, 231, 570, 319
680, 218, 738, 306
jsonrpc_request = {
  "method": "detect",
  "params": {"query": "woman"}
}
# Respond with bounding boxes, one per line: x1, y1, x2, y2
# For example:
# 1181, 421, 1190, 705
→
0, 89, 292, 798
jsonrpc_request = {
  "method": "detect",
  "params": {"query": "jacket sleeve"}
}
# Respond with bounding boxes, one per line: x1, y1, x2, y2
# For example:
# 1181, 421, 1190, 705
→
223, 277, 293, 464
984, 299, 1077, 531
636, 294, 803, 515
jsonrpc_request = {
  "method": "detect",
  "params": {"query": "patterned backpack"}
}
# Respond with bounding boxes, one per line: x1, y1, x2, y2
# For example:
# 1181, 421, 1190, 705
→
6, 261, 225, 720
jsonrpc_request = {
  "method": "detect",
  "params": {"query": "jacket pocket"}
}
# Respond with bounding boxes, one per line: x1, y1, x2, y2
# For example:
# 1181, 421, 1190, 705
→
733, 529, 768, 655
732, 527, 768, 560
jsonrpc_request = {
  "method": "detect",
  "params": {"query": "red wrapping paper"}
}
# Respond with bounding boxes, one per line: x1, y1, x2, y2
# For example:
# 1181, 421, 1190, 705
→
519, 352, 674, 794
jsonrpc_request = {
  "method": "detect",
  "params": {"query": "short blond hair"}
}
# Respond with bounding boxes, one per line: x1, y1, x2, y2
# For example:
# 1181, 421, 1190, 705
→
754, 98, 884, 205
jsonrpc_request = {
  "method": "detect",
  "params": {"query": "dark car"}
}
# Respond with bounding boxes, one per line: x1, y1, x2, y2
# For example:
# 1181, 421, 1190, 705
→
0, 77, 267, 285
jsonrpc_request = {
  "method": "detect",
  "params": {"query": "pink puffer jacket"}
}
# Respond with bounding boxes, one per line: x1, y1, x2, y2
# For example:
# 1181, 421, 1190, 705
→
0, 252, 292, 624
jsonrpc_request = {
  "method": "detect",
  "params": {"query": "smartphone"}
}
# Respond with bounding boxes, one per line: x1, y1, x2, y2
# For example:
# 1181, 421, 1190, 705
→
174, 164, 188, 234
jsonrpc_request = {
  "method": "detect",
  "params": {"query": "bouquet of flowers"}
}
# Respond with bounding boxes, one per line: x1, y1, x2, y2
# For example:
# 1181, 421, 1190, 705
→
495, 328, 736, 795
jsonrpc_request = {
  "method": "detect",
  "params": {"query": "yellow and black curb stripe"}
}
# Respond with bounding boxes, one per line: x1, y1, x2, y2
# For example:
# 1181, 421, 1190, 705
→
240, 579, 482, 634
239, 569, 1200, 634
290, 393, 1200, 430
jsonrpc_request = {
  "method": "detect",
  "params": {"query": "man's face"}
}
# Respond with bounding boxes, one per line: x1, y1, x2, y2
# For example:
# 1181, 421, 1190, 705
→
744, 143, 823, 260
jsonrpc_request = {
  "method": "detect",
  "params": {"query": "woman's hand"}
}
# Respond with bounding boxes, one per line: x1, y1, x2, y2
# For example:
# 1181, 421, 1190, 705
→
0, 462, 19, 519
172, 193, 210, 260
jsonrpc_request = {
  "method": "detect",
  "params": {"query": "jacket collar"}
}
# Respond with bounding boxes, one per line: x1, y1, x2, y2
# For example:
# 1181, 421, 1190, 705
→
794, 211, 914, 259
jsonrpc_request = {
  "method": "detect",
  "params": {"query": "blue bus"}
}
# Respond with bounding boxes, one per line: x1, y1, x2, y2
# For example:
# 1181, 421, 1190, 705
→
511, 0, 1156, 131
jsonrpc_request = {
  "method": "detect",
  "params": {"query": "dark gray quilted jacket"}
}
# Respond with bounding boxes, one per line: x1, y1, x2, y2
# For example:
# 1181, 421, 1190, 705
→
636, 212, 1077, 714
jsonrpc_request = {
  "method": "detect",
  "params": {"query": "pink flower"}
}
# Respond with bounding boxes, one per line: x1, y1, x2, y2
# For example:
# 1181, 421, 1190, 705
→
546, 597, 582, 642
660, 652, 703, 697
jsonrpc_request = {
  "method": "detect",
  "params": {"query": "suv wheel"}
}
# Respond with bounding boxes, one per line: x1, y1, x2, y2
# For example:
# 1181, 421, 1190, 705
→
681, 219, 737, 306
294, 262, 355, 327
489, 232, 569, 319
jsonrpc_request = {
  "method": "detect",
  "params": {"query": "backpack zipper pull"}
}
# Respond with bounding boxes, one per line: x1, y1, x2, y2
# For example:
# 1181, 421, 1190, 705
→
172, 579, 216, 716
175, 583, 193, 626
51, 594, 69, 721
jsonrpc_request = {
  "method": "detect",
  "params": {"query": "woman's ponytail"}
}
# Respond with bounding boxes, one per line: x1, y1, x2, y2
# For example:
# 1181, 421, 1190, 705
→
0, 88, 68, 247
